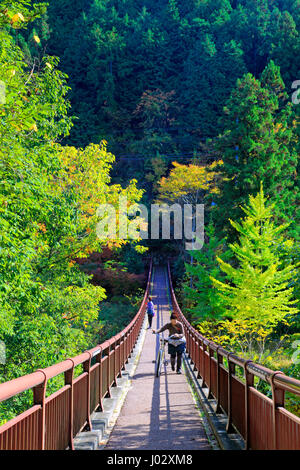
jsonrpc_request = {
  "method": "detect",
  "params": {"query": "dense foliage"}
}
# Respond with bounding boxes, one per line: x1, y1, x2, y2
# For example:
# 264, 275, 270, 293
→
212, 61, 299, 241
0, 0, 300, 422
211, 185, 299, 357
0, 1, 145, 422
26, 0, 300, 188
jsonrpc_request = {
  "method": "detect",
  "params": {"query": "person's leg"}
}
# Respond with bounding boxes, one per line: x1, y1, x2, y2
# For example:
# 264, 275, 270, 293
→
170, 354, 176, 371
148, 314, 152, 328
176, 352, 183, 373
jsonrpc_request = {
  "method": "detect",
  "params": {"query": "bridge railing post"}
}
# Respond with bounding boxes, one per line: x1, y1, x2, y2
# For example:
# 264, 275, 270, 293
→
187, 328, 191, 359
134, 320, 137, 343
113, 335, 119, 384
131, 325, 134, 355
226, 352, 236, 434
121, 334, 125, 370
207, 343, 214, 399
94, 347, 103, 412
128, 327, 132, 359
118, 334, 123, 378
201, 339, 208, 389
195, 334, 201, 379
270, 371, 285, 450
192, 332, 197, 369
83, 353, 92, 431
64, 360, 75, 450
215, 346, 223, 414
129, 327, 133, 357
33, 370, 47, 450
243, 360, 254, 450
106, 343, 111, 398
125, 331, 129, 364
111, 338, 117, 387
189, 329, 194, 365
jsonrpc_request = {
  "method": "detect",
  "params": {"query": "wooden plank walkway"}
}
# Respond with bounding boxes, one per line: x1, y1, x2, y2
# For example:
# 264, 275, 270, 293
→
105, 266, 212, 450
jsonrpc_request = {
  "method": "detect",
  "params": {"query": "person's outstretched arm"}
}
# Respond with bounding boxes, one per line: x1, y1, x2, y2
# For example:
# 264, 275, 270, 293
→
152, 324, 168, 334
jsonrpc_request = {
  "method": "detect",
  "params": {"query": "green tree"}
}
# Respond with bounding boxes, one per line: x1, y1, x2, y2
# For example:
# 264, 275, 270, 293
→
0, 1, 145, 423
213, 62, 299, 241
211, 184, 299, 358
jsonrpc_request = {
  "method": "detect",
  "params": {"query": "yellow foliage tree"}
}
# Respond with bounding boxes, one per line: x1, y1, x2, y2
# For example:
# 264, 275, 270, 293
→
50, 140, 144, 258
156, 160, 222, 205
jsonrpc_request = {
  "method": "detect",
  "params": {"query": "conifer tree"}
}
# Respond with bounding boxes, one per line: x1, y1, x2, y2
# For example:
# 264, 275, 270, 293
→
212, 62, 299, 241
211, 184, 299, 356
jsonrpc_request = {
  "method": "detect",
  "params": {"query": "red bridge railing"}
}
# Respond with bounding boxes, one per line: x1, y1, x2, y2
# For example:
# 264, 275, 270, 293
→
0, 261, 152, 450
167, 261, 300, 450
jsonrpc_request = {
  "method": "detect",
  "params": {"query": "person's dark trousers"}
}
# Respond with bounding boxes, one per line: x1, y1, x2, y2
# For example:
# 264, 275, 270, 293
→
148, 314, 153, 328
170, 353, 182, 371
176, 353, 183, 372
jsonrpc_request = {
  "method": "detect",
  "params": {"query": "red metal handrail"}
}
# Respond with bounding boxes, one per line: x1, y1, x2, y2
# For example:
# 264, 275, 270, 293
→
0, 260, 152, 450
167, 261, 300, 450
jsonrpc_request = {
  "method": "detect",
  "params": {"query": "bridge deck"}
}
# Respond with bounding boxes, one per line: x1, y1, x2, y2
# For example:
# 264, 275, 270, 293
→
105, 266, 212, 450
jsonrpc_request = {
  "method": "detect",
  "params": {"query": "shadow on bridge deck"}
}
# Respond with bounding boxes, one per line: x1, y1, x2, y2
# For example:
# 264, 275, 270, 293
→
104, 266, 212, 450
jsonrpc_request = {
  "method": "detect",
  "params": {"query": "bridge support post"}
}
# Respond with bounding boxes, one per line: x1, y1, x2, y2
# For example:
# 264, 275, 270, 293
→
33, 370, 47, 450
64, 362, 75, 450
95, 348, 104, 412
270, 371, 285, 450
124, 332, 129, 364
106, 345, 111, 398
207, 345, 214, 399
191, 331, 195, 367
192, 334, 197, 373
112, 338, 118, 387
83, 354, 92, 431
121, 336, 126, 371
193, 333, 198, 370
196, 336, 202, 379
201, 340, 208, 389
226, 353, 236, 434
128, 327, 133, 360
215, 347, 223, 414
117, 336, 123, 378
243, 360, 254, 450
187, 329, 192, 360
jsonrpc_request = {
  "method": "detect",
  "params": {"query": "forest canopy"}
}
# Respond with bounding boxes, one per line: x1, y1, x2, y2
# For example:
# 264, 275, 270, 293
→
0, 0, 299, 420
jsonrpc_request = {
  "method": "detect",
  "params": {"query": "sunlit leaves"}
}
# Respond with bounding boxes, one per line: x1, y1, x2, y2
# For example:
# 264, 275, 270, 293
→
210, 184, 299, 356
157, 160, 223, 204
11, 12, 25, 24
